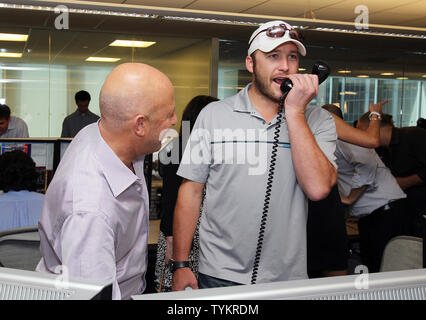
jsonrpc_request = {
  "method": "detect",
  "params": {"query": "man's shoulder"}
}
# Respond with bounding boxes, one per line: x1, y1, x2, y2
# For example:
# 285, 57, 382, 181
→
87, 110, 100, 119
10, 116, 27, 126
305, 105, 336, 133
195, 96, 236, 124
305, 105, 332, 120
62, 111, 78, 122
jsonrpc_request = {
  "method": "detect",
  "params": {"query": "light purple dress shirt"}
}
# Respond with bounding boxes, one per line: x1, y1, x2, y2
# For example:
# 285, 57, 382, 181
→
36, 122, 149, 300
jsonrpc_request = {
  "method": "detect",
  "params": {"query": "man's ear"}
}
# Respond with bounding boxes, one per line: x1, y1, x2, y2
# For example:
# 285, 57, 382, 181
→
134, 114, 148, 137
246, 55, 254, 74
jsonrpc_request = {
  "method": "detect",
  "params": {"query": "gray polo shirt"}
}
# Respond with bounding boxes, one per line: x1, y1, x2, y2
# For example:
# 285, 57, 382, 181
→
177, 84, 337, 284
0, 116, 29, 138
61, 109, 100, 138
335, 140, 406, 217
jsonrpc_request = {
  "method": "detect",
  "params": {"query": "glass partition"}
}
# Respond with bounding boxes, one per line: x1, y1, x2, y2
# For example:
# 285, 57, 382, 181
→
0, 27, 212, 138
218, 38, 426, 128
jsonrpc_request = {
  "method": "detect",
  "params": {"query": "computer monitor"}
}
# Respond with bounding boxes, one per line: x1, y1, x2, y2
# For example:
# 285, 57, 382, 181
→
58, 138, 72, 162
132, 268, 426, 300
0, 138, 57, 193
0, 267, 112, 300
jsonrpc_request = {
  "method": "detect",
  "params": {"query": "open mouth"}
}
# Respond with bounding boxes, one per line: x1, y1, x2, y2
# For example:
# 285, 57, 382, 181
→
273, 78, 286, 86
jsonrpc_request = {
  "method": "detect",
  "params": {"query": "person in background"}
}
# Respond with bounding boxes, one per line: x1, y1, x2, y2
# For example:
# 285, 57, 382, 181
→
308, 101, 386, 278
61, 90, 100, 138
0, 104, 29, 138
417, 117, 426, 130
36, 63, 177, 300
358, 112, 425, 233
154, 95, 218, 292
332, 107, 413, 273
0, 150, 43, 231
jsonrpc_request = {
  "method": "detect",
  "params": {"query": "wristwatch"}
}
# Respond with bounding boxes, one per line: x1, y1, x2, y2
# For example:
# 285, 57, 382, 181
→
368, 111, 382, 120
169, 260, 190, 273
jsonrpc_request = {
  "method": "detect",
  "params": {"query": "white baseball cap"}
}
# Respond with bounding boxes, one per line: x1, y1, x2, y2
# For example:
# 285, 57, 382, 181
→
248, 20, 306, 56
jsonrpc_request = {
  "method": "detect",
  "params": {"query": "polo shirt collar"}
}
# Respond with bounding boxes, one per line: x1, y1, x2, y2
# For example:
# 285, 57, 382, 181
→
93, 122, 142, 198
233, 83, 256, 113
233, 83, 285, 125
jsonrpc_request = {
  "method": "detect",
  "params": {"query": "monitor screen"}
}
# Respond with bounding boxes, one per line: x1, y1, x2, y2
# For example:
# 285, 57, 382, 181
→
59, 138, 72, 160
0, 267, 112, 300
132, 268, 426, 300
0, 139, 56, 193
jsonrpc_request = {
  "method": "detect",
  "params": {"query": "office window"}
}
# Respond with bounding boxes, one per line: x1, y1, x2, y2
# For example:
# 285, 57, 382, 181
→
0, 28, 211, 138
217, 39, 426, 128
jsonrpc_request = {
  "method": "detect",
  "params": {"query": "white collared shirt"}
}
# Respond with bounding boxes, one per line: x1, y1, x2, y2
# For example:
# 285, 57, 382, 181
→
335, 140, 406, 217
0, 116, 29, 138
36, 122, 149, 300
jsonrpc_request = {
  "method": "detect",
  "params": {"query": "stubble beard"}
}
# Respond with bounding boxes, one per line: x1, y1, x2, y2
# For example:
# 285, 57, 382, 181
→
253, 66, 281, 104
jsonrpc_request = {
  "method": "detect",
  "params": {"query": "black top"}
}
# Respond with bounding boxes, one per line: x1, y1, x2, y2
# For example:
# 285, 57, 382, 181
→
376, 126, 426, 182
376, 126, 426, 213
159, 137, 183, 237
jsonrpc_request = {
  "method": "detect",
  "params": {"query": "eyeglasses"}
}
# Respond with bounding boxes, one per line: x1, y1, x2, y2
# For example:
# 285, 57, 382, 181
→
248, 24, 303, 48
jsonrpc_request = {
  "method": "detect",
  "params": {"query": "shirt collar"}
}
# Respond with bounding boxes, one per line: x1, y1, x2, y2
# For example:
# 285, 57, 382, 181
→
233, 83, 257, 113
232, 83, 285, 125
92, 122, 143, 198
76, 109, 93, 116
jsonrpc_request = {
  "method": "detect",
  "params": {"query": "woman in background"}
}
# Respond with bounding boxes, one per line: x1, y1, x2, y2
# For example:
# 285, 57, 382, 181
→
154, 95, 218, 292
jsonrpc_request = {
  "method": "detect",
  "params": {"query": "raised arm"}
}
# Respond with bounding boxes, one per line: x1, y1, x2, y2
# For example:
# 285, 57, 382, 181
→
172, 179, 205, 291
332, 100, 388, 148
285, 73, 337, 201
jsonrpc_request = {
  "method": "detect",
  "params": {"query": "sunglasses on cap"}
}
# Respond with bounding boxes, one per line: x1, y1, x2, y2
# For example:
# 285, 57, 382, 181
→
248, 24, 303, 48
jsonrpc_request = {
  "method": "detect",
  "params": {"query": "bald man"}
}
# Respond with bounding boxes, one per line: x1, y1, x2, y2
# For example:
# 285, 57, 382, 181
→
36, 63, 177, 300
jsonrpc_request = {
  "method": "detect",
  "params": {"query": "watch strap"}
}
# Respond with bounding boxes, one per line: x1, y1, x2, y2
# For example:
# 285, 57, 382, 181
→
170, 260, 190, 273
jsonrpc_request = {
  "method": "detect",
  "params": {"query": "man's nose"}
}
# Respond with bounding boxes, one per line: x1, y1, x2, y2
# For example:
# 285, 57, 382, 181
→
278, 57, 289, 72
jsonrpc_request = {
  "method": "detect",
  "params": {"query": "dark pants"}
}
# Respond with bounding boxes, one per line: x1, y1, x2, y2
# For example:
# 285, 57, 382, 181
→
358, 198, 414, 273
198, 273, 242, 289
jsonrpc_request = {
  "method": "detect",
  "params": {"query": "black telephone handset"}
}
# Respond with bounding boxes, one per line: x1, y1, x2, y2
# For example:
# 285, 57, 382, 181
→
280, 60, 331, 98
251, 61, 331, 285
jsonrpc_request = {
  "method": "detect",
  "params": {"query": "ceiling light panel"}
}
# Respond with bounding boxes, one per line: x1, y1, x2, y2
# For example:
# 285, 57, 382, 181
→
85, 57, 120, 62
0, 33, 28, 41
109, 40, 156, 48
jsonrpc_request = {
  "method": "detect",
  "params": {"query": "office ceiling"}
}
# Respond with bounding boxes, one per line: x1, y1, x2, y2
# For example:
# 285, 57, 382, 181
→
0, 0, 424, 79
93, 0, 426, 28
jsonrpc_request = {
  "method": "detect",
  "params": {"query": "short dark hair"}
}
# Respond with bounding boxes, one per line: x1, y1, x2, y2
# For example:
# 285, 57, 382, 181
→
75, 90, 91, 103
0, 104, 11, 120
322, 104, 343, 119
0, 150, 38, 192
417, 117, 426, 129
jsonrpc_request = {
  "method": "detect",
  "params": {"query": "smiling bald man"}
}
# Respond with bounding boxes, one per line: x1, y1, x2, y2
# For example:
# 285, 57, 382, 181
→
36, 63, 177, 300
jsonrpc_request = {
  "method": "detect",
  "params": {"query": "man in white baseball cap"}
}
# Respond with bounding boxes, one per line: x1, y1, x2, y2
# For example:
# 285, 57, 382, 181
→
172, 20, 337, 291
